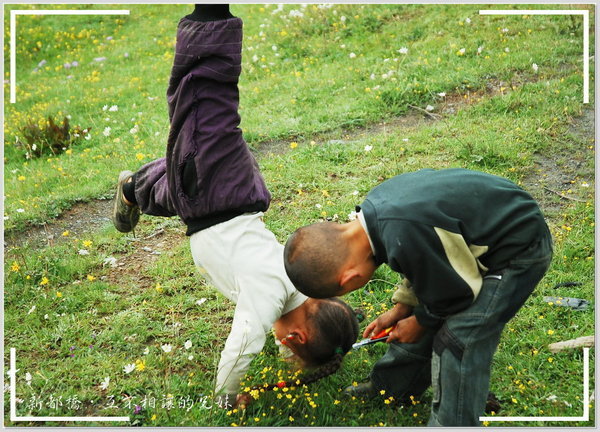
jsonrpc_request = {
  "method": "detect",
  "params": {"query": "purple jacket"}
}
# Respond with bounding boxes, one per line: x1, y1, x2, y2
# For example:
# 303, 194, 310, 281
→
162, 17, 270, 235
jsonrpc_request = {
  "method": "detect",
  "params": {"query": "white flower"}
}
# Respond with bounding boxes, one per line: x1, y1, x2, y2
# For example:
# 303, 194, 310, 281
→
505, 47, 510, 53
25, 372, 32, 385
99, 377, 110, 390
315, 203, 322, 209
44, 314, 49, 320
349, 52, 357, 59
85, 134, 91, 140
501, 28, 509, 33
382, 73, 388, 79
143, 347, 150, 355
370, 73, 376, 80
398, 47, 408, 54
477, 46, 484, 54
437, 92, 446, 97
184, 340, 192, 350
103, 127, 111, 137
188, 355, 194, 360
196, 298, 207, 306
348, 210, 358, 221
161, 344, 173, 353
130, 126, 138, 135
340, 44, 346, 49
252, 54, 259, 63
532, 63, 539, 73
103, 257, 117, 268
340, 15, 347, 22
426, 105, 435, 111
108, 105, 118, 112
16, 209, 25, 213
364, 145, 373, 152
288, 9, 304, 18
352, 190, 359, 196
32, 144, 37, 151
272, 45, 278, 52
459, 48, 466, 55
78, 249, 90, 255
465, 17, 471, 24
123, 364, 136, 374
27, 305, 36, 315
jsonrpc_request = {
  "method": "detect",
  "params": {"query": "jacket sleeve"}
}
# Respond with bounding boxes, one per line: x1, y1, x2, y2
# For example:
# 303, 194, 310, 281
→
215, 274, 283, 395
387, 221, 484, 328
391, 278, 419, 306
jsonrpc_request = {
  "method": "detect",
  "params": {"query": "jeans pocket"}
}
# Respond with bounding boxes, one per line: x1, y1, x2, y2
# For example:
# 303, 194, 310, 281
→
431, 352, 441, 405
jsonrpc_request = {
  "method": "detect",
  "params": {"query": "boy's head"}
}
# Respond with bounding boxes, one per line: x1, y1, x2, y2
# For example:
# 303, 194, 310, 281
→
284, 222, 349, 298
284, 221, 376, 298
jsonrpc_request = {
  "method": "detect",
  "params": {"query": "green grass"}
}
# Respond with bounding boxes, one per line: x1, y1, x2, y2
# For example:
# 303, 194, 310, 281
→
3, 3, 595, 427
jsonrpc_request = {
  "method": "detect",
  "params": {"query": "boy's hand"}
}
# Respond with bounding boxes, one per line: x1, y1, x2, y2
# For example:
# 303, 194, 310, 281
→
386, 315, 426, 344
362, 302, 412, 338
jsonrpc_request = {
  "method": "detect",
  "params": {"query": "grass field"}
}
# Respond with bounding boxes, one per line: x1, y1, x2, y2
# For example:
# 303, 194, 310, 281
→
3, 3, 596, 427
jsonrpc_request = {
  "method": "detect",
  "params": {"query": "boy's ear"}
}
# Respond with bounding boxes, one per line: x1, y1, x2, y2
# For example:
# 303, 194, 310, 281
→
339, 268, 361, 291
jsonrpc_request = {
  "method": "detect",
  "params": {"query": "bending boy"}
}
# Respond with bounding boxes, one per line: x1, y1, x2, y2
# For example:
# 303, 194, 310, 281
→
112, 4, 358, 407
284, 168, 553, 426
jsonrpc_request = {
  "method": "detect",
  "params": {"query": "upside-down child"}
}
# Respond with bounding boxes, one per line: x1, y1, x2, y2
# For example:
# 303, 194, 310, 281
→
111, 4, 358, 408
284, 168, 553, 425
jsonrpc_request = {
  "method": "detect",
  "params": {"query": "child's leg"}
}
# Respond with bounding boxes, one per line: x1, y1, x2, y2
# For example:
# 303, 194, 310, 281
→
427, 231, 552, 426
130, 158, 177, 217
368, 328, 435, 401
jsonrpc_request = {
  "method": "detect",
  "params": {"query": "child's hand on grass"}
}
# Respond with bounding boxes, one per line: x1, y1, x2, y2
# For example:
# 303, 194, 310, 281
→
234, 393, 252, 409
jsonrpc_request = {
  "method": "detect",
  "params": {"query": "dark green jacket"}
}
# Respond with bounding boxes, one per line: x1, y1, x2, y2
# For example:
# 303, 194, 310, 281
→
359, 168, 548, 328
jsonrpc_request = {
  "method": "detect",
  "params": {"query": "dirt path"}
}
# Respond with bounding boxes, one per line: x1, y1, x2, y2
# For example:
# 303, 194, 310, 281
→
4, 89, 594, 284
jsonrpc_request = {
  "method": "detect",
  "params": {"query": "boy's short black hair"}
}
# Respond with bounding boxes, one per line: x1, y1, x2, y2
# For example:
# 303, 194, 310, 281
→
284, 222, 347, 298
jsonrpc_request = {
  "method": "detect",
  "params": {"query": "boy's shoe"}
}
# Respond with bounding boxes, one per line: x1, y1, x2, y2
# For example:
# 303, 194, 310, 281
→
112, 170, 140, 233
342, 380, 379, 399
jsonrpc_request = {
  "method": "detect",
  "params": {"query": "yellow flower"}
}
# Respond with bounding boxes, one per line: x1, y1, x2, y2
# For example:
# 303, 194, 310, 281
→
62, 230, 70, 237
290, 142, 298, 149
333, 400, 340, 405
135, 359, 146, 371
379, 389, 386, 395
10, 262, 20, 272
17, 175, 26, 181
40, 276, 49, 286
548, 357, 554, 363
56, 291, 62, 298
547, 329, 555, 335
155, 283, 163, 293
87, 275, 96, 282
151, 414, 157, 421
288, 416, 294, 422
82, 240, 92, 248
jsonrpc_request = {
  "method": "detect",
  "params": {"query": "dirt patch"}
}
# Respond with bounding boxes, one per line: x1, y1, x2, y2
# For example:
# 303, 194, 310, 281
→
102, 224, 187, 289
521, 108, 595, 219
4, 199, 113, 250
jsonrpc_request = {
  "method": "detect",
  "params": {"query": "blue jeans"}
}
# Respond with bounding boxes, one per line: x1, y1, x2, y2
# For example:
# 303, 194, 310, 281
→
370, 228, 553, 426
